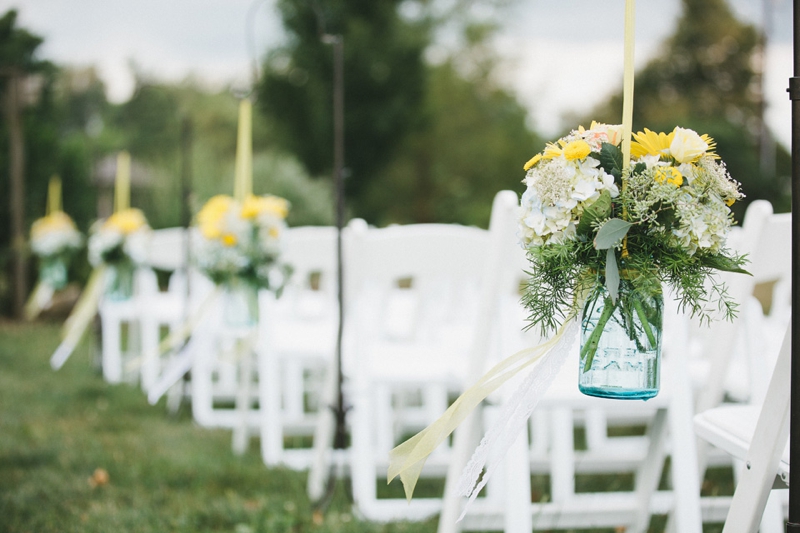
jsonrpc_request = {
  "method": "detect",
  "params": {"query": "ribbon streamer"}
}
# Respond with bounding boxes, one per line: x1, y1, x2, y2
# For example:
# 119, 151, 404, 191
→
457, 319, 578, 517
387, 318, 577, 500
233, 99, 253, 202
23, 281, 55, 321
621, 0, 635, 169
50, 266, 106, 370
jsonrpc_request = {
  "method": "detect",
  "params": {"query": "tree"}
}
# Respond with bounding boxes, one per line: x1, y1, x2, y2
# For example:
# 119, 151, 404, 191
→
588, 0, 790, 217
256, 0, 430, 217
0, 9, 52, 317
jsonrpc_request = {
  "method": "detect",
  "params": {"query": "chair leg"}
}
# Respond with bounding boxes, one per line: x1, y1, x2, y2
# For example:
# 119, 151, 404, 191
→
632, 409, 668, 533
307, 358, 338, 501
232, 348, 255, 455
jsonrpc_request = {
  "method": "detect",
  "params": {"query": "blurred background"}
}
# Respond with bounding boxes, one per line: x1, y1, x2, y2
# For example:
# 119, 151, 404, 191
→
0, 0, 793, 317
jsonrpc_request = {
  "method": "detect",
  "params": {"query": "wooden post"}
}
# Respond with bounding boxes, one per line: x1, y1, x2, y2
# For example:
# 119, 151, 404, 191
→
5, 70, 27, 319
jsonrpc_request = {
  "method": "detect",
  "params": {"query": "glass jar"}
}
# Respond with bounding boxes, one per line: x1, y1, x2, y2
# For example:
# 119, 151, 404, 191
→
40, 256, 69, 290
223, 279, 260, 328
579, 277, 663, 400
105, 262, 135, 301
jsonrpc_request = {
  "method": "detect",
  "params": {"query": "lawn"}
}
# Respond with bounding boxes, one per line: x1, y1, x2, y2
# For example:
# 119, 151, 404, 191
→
0, 321, 732, 533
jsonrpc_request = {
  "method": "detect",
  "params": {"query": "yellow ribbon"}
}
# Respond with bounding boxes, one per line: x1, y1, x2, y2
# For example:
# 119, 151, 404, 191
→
23, 281, 55, 321
50, 266, 106, 369
123, 287, 222, 375
47, 175, 62, 216
233, 99, 253, 202
621, 0, 635, 170
387, 319, 574, 500
114, 151, 131, 213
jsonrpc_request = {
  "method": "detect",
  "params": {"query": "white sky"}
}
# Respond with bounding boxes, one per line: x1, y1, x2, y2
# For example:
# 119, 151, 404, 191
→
8, 0, 795, 147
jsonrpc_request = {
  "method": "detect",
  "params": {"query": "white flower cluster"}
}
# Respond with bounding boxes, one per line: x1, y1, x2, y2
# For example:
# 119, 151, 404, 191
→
31, 213, 83, 258
87, 209, 151, 267
194, 194, 288, 287
519, 126, 621, 247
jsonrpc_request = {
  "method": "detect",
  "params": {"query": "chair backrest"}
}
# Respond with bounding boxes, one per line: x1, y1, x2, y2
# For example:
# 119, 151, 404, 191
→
146, 227, 189, 272
345, 223, 490, 297
695, 200, 792, 415
281, 226, 339, 296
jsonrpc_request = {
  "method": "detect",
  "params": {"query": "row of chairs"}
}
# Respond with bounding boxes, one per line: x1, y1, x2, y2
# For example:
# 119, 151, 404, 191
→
95, 191, 792, 532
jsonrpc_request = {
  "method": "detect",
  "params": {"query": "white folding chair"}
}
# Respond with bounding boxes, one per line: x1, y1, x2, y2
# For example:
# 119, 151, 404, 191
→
99, 266, 156, 384
257, 226, 340, 469
689, 201, 792, 532
694, 322, 791, 533
344, 220, 496, 521
139, 227, 192, 393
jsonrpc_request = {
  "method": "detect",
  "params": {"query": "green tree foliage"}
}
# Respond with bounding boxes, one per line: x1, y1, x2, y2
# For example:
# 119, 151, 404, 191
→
256, 0, 430, 217
109, 79, 333, 229
588, 0, 790, 217
0, 11, 101, 313
371, 58, 539, 226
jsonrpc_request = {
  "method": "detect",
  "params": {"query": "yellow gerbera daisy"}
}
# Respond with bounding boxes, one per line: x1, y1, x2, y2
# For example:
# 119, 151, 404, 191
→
523, 153, 542, 171
631, 128, 674, 158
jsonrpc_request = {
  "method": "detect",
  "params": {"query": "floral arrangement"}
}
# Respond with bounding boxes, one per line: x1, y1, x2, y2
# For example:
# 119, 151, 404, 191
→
88, 208, 151, 268
195, 194, 291, 292
31, 211, 83, 262
518, 122, 748, 367
30, 211, 83, 289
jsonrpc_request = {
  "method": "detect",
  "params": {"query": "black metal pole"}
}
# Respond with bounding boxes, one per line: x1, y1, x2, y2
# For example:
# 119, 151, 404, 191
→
788, 0, 800, 529
311, 33, 348, 513
329, 34, 347, 455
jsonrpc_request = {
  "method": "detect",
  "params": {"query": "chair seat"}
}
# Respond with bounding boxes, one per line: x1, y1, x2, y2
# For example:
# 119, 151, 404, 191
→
694, 405, 790, 482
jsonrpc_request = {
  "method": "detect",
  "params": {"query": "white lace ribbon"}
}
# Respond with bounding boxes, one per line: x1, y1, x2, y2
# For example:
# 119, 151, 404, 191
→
457, 318, 578, 518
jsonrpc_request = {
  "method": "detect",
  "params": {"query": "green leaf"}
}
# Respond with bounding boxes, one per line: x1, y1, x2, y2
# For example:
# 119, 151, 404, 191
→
594, 218, 633, 250
598, 143, 623, 179
576, 191, 612, 237
605, 247, 619, 303
697, 254, 752, 275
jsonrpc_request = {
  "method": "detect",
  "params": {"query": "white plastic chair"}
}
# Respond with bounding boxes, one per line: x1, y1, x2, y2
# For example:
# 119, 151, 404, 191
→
257, 226, 340, 469
99, 267, 156, 384
689, 201, 792, 532
138, 227, 192, 393
694, 321, 791, 533
344, 220, 495, 521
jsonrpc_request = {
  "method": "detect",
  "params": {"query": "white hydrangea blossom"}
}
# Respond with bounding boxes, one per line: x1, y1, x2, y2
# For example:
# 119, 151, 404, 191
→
32, 226, 82, 257
519, 155, 619, 247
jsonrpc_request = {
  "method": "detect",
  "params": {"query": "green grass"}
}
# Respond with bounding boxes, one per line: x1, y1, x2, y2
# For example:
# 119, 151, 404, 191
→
0, 321, 734, 533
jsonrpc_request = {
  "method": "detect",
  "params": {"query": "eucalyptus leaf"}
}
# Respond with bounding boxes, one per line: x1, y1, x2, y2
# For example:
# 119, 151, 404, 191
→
605, 247, 620, 303
594, 218, 633, 250
576, 191, 612, 237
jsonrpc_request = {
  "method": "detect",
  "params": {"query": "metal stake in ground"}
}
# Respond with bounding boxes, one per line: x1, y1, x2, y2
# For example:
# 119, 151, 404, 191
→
788, 0, 800, 529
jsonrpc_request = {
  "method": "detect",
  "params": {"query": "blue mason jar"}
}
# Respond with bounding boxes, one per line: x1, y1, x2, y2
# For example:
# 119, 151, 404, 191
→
579, 277, 663, 400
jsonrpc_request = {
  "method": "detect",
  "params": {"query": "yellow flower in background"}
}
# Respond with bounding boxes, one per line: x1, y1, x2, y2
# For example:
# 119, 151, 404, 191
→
240, 194, 290, 220
523, 153, 542, 171
563, 140, 591, 161
197, 195, 234, 240
105, 208, 147, 234
631, 128, 674, 158
31, 212, 77, 240
222, 234, 237, 247
654, 166, 683, 187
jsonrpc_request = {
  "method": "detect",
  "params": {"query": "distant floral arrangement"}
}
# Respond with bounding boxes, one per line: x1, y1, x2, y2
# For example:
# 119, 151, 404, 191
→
518, 122, 748, 341
195, 194, 291, 292
88, 208, 150, 268
31, 211, 83, 259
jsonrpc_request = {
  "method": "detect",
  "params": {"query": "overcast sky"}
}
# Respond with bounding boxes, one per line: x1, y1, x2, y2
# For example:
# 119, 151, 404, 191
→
9, 0, 794, 146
